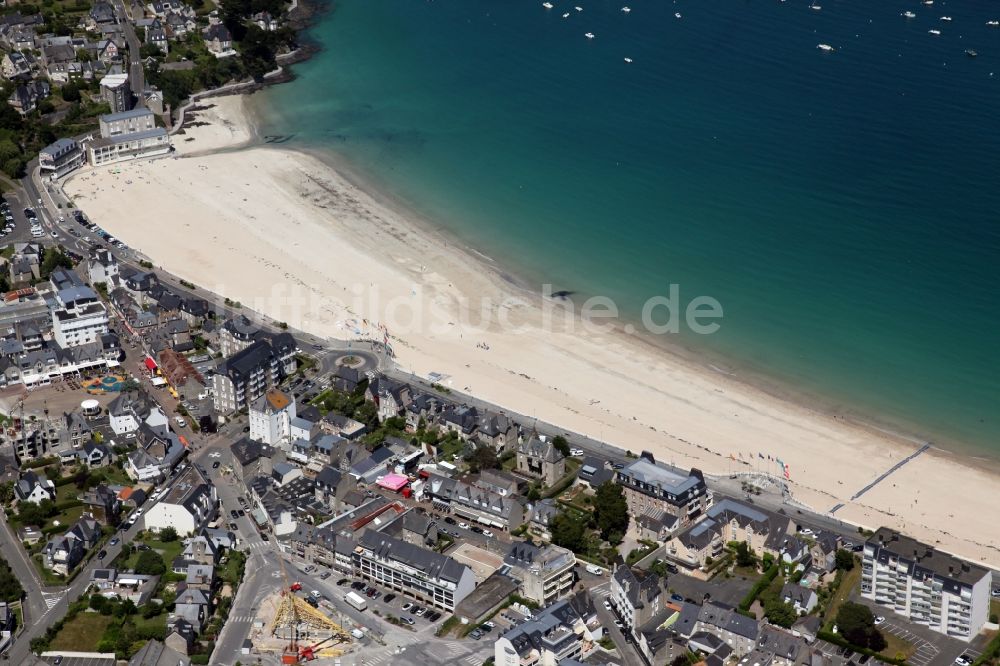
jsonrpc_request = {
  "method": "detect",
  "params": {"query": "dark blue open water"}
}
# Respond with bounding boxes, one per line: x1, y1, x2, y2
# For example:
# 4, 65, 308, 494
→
251, 0, 1000, 453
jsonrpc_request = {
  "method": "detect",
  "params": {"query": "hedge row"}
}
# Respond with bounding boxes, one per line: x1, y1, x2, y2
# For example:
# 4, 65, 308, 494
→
739, 563, 780, 611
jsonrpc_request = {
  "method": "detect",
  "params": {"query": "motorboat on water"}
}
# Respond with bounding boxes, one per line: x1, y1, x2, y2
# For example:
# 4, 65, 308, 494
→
928, 29, 941, 35
940, 16, 952, 21
585, 31, 595, 38
675, 12, 682, 18
902, 11, 916, 18
621, 6, 631, 12
987, 20, 1000, 27
966, 48, 978, 57
562, 12, 570, 18
809, 3, 821, 11
624, 57, 633, 63
816, 43, 835, 51
542, 2, 553, 8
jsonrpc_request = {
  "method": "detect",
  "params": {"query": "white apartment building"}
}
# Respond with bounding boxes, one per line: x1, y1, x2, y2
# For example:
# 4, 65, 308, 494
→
87, 127, 170, 166
861, 527, 990, 642
504, 541, 576, 607
249, 388, 296, 445
51, 286, 109, 348
353, 531, 475, 612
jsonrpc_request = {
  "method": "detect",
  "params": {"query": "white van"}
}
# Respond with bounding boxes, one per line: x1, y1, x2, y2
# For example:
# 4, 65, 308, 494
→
585, 564, 604, 575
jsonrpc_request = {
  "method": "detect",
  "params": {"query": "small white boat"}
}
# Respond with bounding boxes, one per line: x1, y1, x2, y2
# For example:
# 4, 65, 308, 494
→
810, 4, 821, 11
621, 6, 631, 12
542, 1, 553, 8
562, 12, 570, 18
940, 16, 952, 21
816, 43, 834, 51
923, 0, 933, 5
928, 28, 941, 35
902, 11, 916, 18
675, 12, 682, 18
624, 57, 633, 63
575, 5, 583, 11
585, 31, 595, 38
988, 20, 1000, 27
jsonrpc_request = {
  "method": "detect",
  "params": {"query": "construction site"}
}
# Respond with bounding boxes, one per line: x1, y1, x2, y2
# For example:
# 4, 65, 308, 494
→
247, 583, 357, 664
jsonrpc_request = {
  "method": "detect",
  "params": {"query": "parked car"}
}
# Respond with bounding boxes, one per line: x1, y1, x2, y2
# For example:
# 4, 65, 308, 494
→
401, 602, 414, 612
955, 656, 973, 666
874, 616, 886, 626
336, 578, 349, 586
414, 607, 426, 616
444, 517, 456, 525
482, 530, 494, 537
470, 526, 483, 534
469, 630, 482, 640
428, 611, 442, 621
401, 616, 415, 626
320, 572, 331, 580
231, 509, 239, 519
458, 522, 470, 530
670, 594, 684, 602
98, 550, 107, 559
229, 522, 238, 530
109, 538, 120, 546
384, 594, 396, 603
212, 461, 220, 469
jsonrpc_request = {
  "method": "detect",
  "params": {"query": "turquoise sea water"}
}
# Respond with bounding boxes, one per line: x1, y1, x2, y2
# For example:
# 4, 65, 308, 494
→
251, 0, 1000, 453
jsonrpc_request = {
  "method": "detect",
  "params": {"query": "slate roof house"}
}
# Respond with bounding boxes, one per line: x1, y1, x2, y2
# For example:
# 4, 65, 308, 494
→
14, 469, 55, 504
516, 436, 566, 487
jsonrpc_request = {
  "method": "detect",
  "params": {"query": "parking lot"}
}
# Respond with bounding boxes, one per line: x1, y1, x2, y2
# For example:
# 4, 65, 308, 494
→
879, 620, 941, 666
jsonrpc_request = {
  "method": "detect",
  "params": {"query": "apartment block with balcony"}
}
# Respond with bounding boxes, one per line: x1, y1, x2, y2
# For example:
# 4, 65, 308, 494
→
861, 527, 990, 642
212, 340, 284, 414
353, 530, 475, 612
616, 451, 712, 535
504, 541, 576, 606
609, 563, 667, 640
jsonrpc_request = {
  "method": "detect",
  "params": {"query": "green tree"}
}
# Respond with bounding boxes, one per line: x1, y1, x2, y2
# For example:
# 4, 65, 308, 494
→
834, 549, 855, 571
39, 247, 73, 278
551, 435, 570, 458
60, 82, 80, 102
594, 481, 629, 542
135, 550, 166, 576
735, 541, 757, 568
0, 481, 13, 506
0, 557, 24, 602
836, 601, 885, 650
551, 511, 588, 553
465, 446, 499, 473
160, 526, 178, 542
763, 597, 797, 628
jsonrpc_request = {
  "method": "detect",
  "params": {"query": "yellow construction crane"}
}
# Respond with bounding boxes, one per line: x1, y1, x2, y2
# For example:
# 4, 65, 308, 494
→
268, 542, 351, 664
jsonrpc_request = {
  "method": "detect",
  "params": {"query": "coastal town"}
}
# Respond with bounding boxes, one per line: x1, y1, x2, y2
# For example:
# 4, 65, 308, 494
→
0, 0, 995, 666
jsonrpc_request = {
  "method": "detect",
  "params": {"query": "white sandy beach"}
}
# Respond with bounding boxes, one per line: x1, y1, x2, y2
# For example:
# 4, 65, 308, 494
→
64, 95, 1000, 568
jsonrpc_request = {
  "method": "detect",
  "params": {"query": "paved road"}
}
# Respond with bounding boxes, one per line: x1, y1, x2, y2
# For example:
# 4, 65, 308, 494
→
589, 581, 647, 666
113, 0, 145, 102
0, 507, 49, 625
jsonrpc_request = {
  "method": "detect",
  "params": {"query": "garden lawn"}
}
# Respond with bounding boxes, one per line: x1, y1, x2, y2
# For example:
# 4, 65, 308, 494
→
822, 565, 862, 630
49, 612, 113, 652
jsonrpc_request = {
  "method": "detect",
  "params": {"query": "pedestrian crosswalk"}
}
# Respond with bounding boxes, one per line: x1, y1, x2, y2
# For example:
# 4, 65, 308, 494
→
228, 614, 256, 623
242, 540, 271, 552
461, 655, 481, 666
42, 593, 63, 610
